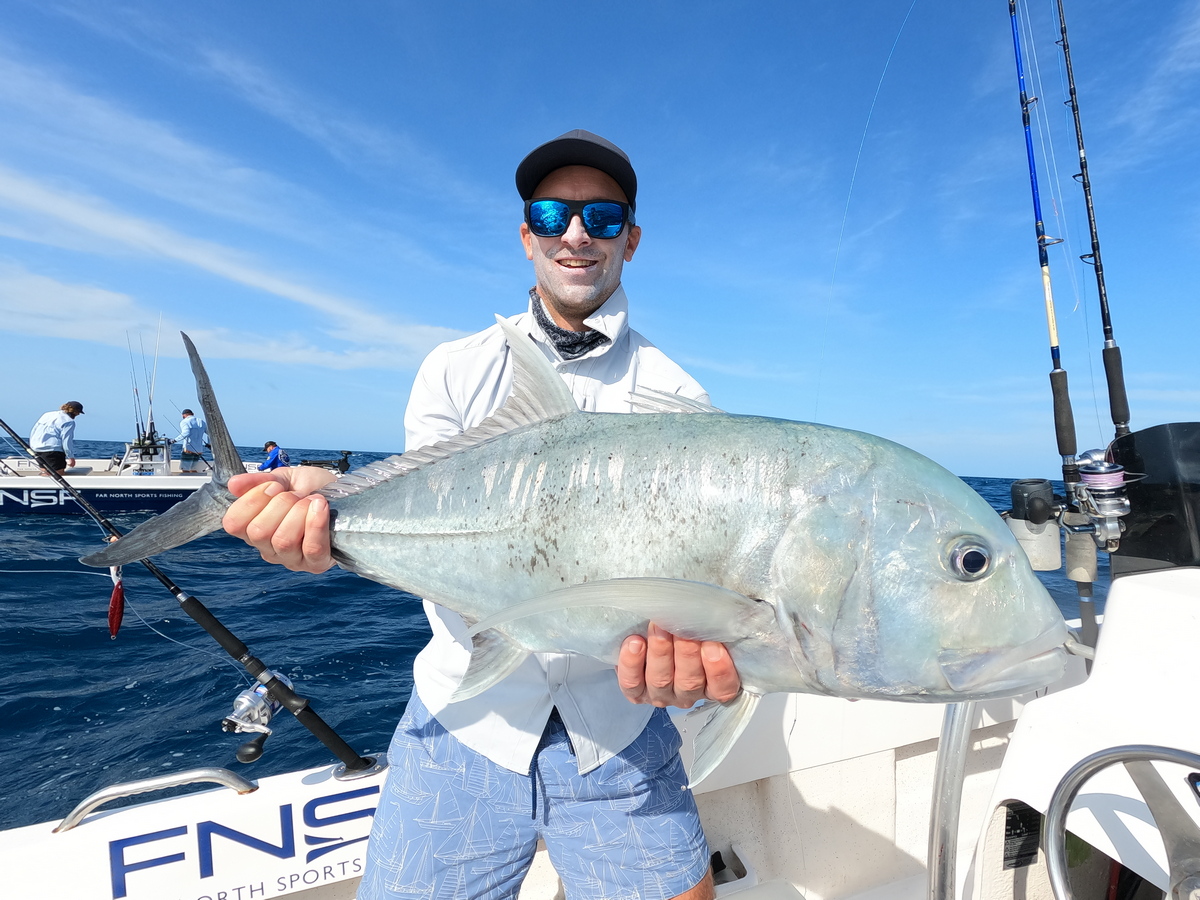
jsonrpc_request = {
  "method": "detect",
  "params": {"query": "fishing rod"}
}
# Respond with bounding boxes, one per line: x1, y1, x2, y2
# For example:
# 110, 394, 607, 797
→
138, 334, 159, 442
1008, 0, 1079, 497
0, 415, 376, 775
126, 335, 146, 443
1055, 0, 1131, 440
146, 317, 162, 443
1005, 0, 1132, 662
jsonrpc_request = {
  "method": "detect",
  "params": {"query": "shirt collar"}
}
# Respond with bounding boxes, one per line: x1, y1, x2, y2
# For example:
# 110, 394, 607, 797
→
526, 284, 630, 357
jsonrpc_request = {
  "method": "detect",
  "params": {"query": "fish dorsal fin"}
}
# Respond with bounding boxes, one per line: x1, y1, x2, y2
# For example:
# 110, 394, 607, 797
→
629, 388, 722, 415
491, 313, 579, 422
321, 314, 579, 501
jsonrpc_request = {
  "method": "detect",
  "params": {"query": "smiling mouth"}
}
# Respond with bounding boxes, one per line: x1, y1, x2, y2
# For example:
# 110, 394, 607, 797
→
557, 259, 596, 268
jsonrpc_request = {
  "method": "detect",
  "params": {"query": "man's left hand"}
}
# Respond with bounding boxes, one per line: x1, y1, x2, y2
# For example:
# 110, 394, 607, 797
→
617, 623, 741, 708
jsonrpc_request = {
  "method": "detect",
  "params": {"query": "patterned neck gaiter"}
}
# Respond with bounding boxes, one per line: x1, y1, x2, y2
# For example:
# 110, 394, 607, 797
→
529, 288, 611, 361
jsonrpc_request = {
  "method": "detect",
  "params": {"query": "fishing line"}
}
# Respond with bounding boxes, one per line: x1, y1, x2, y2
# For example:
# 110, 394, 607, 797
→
1020, 0, 1078, 301
812, 0, 919, 420
1024, 0, 1111, 449
0, 568, 110, 577
0, 568, 252, 683
1, 433, 25, 459
1042, 0, 1109, 443
1021, 0, 1095, 335
122, 595, 254, 686
1009, 0, 1080, 489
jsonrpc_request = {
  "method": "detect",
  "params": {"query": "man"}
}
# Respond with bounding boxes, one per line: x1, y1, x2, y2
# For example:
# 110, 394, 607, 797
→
258, 441, 290, 471
175, 409, 208, 473
29, 401, 83, 475
222, 131, 739, 900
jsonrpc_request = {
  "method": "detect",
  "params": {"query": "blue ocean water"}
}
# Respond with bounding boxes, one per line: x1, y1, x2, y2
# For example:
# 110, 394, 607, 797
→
0, 440, 1106, 832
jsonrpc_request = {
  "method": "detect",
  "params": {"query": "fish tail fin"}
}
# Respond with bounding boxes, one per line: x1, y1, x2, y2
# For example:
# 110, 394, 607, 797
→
80, 482, 231, 566
448, 629, 531, 702
81, 333, 237, 569
684, 690, 762, 787
180, 332, 243, 489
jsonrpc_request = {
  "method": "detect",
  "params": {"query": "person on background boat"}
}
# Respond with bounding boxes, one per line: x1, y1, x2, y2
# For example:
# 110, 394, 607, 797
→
174, 409, 208, 474
257, 441, 290, 471
29, 401, 83, 475
221, 130, 739, 900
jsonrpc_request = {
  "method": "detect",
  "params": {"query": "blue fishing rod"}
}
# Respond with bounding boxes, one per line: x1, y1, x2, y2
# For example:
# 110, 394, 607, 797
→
1055, 0, 1131, 440
1008, 0, 1079, 497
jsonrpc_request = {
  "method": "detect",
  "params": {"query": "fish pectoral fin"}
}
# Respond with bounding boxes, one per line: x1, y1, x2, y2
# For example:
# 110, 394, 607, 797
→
466, 578, 776, 644
449, 630, 531, 703
79, 482, 230, 567
684, 690, 762, 787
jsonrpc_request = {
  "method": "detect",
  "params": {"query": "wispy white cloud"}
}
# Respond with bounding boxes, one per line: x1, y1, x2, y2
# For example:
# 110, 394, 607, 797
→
0, 264, 150, 343
0, 166, 465, 365
1108, 0, 1200, 163
0, 261, 460, 369
0, 31, 517, 287
0, 43, 316, 236
32, 2, 505, 212
196, 49, 491, 206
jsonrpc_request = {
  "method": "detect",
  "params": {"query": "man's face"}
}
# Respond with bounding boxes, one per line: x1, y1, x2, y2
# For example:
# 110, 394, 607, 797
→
520, 165, 641, 331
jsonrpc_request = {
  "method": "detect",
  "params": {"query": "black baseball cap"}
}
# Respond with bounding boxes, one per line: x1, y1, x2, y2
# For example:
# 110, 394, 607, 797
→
515, 130, 638, 210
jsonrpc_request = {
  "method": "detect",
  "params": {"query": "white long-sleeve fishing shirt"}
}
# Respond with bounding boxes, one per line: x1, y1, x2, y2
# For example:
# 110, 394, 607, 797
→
30, 410, 78, 458
176, 415, 208, 455
404, 285, 708, 776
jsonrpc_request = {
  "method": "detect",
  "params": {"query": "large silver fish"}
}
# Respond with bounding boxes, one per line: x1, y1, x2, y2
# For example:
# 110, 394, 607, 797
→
84, 323, 1068, 783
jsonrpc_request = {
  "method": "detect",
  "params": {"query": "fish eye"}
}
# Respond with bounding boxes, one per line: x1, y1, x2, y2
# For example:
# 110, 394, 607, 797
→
947, 537, 991, 581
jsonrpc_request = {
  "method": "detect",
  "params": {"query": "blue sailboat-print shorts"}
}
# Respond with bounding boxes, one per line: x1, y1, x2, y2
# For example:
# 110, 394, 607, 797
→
356, 692, 710, 900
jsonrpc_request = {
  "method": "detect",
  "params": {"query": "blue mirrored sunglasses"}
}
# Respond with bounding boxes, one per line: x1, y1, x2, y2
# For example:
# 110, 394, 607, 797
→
524, 198, 633, 239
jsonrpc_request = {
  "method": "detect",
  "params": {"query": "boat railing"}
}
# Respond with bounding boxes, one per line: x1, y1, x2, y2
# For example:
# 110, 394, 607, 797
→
113, 440, 174, 476
52, 767, 258, 833
0, 457, 35, 476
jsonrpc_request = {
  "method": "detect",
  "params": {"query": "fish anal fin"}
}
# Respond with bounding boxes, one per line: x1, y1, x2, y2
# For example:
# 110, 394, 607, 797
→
684, 691, 762, 787
448, 630, 531, 703
467, 577, 776, 644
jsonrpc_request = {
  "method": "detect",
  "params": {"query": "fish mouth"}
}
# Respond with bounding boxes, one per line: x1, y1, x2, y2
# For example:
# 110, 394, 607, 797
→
937, 621, 1069, 694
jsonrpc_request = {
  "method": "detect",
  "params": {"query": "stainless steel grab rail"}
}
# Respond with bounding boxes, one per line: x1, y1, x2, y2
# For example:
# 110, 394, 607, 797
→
53, 767, 258, 833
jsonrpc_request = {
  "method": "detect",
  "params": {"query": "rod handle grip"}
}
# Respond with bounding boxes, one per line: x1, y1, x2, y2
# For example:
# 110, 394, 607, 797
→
1103, 346, 1131, 435
1050, 368, 1077, 458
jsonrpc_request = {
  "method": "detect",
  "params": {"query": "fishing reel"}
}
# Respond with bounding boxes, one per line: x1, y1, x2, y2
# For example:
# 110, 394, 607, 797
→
1006, 449, 1131, 573
221, 671, 293, 763
1065, 452, 1130, 554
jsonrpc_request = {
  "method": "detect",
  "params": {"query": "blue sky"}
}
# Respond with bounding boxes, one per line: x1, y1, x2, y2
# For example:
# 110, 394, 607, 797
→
0, 1, 1196, 479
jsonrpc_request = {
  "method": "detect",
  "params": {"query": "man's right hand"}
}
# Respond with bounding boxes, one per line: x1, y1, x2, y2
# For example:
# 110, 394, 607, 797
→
223, 469, 338, 572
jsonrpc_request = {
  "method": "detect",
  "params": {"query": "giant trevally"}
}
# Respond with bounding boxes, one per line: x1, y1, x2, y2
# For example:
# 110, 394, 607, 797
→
84, 322, 1068, 783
